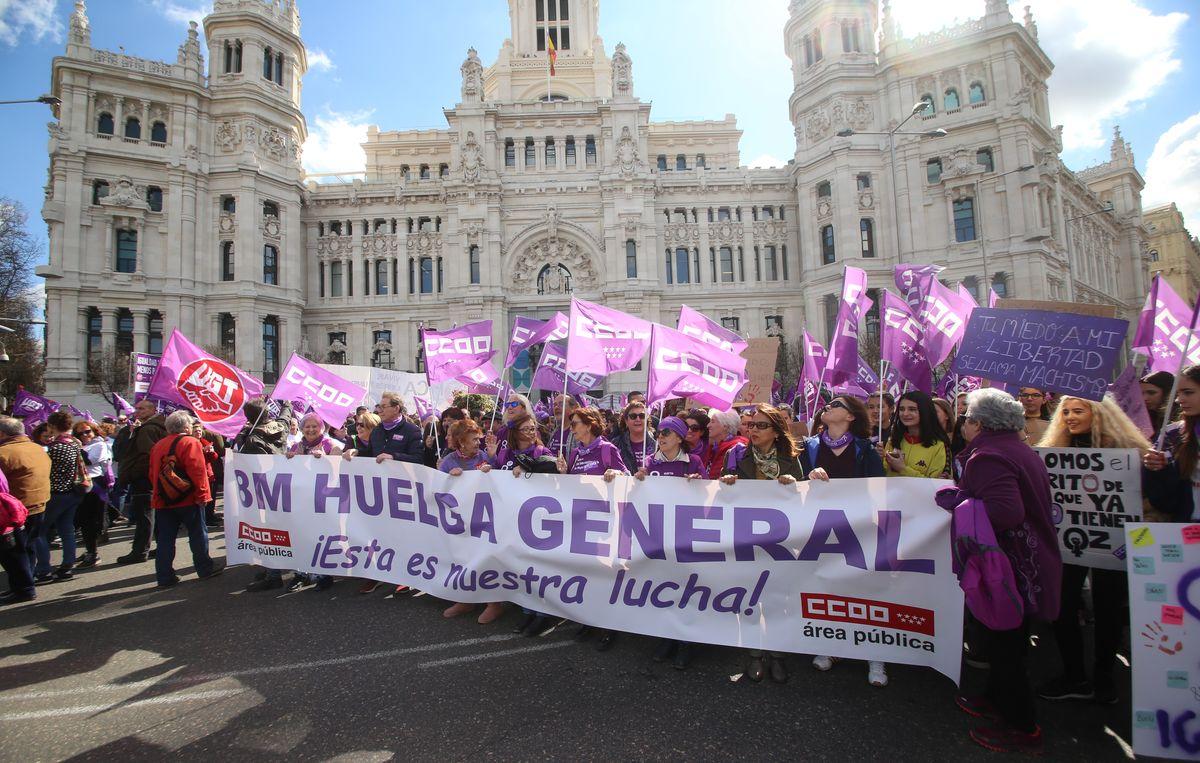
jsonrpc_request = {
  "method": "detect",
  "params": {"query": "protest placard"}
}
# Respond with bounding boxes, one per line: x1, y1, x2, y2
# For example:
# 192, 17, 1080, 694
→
734, 337, 779, 405
1125, 522, 1200, 761
1036, 447, 1143, 570
996, 299, 1117, 319
953, 307, 1129, 401
130, 352, 160, 402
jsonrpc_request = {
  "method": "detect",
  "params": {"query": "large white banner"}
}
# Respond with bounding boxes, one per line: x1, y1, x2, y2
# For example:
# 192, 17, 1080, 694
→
316, 364, 464, 413
224, 455, 964, 682
1036, 448, 1143, 570
1126, 522, 1200, 760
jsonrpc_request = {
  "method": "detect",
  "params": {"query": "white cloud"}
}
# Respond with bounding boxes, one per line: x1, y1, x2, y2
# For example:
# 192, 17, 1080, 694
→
0, 0, 62, 46
748, 153, 785, 169
302, 107, 371, 178
306, 47, 334, 72
149, 0, 211, 27
1144, 111, 1200, 232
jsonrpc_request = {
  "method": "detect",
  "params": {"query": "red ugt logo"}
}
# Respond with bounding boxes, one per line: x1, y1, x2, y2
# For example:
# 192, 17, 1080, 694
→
176, 359, 246, 424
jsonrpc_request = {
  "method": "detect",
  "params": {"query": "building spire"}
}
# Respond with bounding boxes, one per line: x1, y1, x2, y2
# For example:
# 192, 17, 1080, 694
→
984, 0, 1012, 27
68, 0, 90, 47
1023, 6, 1039, 39
1111, 125, 1134, 165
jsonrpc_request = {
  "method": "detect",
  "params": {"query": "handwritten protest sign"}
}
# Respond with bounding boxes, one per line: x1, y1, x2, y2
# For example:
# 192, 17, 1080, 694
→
954, 308, 1128, 401
1125, 522, 1200, 761
130, 352, 160, 402
1036, 447, 1143, 570
734, 337, 779, 406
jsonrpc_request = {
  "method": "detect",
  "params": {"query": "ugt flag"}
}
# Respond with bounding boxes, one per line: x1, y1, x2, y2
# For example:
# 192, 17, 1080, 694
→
881, 291, 933, 394
677, 304, 748, 354
532, 342, 600, 396
273, 354, 367, 429
147, 329, 265, 437
12, 390, 57, 434
422, 320, 493, 384
1132, 274, 1193, 371
825, 266, 871, 383
566, 298, 652, 375
646, 324, 747, 411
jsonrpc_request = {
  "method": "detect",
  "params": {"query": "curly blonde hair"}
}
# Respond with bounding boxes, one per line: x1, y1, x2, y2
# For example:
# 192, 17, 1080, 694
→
1036, 394, 1152, 454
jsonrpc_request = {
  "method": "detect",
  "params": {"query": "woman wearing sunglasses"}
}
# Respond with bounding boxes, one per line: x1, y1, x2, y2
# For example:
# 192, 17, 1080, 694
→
721, 403, 806, 683
611, 401, 653, 473
493, 393, 533, 442
803, 395, 888, 686
682, 409, 711, 467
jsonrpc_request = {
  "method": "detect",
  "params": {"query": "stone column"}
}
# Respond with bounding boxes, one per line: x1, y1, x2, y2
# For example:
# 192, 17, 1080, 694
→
132, 308, 149, 353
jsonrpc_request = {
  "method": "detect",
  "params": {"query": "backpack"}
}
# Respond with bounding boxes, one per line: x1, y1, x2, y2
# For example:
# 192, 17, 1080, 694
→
157, 435, 195, 504
950, 496, 1025, 631
0, 490, 28, 532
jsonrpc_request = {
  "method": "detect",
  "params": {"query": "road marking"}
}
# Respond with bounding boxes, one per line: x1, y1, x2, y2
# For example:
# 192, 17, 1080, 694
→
417, 640, 572, 668
0, 689, 247, 722
1, 634, 519, 701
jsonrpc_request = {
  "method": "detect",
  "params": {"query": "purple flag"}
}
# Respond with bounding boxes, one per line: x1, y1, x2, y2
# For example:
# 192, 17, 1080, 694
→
147, 328, 265, 437
881, 290, 934, 393
677, 304, 749, 354
273, 353, 368, 428
457, 356, 508, 395
565, 298, 652, 375
880, 363, 903, 398
532, 342, 602, 396
1109, 364, 1154, 438
422, 320, 494, 384
988, 289, 999, 308
916, 278, 975, 367
894, 263, 944, 313
829, 381, 870, 400
412, 395, 436, 422
796, 330, 827, 416
854, 355, 880, 394
958, 283, 980, 310
1132, 274, 1193, 371
504, 312, 570, 369
111, 392, 135, 417
646, 324, 748, 410
825, 266, 870, 383
12, 390, 56, 419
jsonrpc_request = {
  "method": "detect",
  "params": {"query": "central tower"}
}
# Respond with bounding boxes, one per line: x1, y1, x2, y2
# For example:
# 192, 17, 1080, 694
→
485, 0, 611, 101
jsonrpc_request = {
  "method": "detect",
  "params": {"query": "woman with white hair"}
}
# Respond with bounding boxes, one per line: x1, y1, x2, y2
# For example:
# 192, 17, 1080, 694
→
286, 413, 343, 459
703, 407, 748, 479
935, 388, 1060, 754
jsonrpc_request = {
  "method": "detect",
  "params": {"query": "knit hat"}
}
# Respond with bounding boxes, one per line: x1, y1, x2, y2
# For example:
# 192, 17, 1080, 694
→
657, 416, 689, 440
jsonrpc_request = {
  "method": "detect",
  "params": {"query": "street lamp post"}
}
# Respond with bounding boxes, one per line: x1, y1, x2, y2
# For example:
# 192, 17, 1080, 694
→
0, 95, 61, 107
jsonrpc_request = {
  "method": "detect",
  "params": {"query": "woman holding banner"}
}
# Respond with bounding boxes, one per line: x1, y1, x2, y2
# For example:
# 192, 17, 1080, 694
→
721, 403, 805, 683
611, 401, 653, 474
1144, 364, 1200, 522
703, 409, 747, 480
285, 413, 344, 459
882, 391, 951, 479
1036, 395, 1151, 706
682, 410, 711, 467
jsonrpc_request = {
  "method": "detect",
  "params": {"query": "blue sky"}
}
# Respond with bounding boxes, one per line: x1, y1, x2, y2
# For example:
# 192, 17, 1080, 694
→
1, 0, 1198, 263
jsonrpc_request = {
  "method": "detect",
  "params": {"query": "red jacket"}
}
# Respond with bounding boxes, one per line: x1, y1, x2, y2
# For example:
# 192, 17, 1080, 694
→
149, 434, 212, 509
706, 435, 748, 480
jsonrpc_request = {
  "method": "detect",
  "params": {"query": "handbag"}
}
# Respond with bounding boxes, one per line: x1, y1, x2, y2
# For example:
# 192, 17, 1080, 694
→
157, 435, 195, 504
72, 450, 93, 497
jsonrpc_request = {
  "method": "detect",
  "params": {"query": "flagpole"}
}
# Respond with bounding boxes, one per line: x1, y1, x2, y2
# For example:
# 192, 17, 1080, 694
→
878, 358, 886, 442
557, 368, 570, 460
487, 365, 507, 432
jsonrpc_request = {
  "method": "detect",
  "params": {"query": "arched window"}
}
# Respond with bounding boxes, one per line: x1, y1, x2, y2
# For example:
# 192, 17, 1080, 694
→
419, 164, 430, 179
274, 52, 284, 85
719, 247, 734, 282
992, 272, 1009, 299
469, 245, 481, 285
96, 112, 114, 135
821, 225, 836, 265
656, 155, 667, 171
376, 259, 389, 294
263, 46, 274, 80
263, 200, 279, 218
565, 136, 577, 165
859, 218, 875, 258
625, 240, 637, 278
221, 241, 234, 281
419, 257, 434, 293
124, 117, 141, 140
674, 247, 690, 284
927, 159, 943, 184
969, 82, 986, 104
92, 180, 109, 205
263, 245, 278, 285
525, 138, 536, 167
219, 313, 236, 358
330, 261, 344, 297
504, 139, 515, 167
439, 163, 449, 178
262, 316, 279, 383
221, 195, 236, 214
150, 121, 167, 143
147, 310, 163, 354
146, 186, 163, 212
116, 309, 134, 355
675, 154, 687, 171
537, 263, 573, 295
976, 148, 994, 173
919, 94, 935, 115
545, 138, 556, 165
944, 88, 960, 110
84, 308, 102, 382
962, 276, 981, 302
585, 136, 596, 165
115, 229, 137, 272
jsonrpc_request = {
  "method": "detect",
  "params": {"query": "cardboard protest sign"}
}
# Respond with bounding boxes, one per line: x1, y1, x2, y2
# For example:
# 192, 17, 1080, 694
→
953, 308, 1128, 401
1036, 447, 1143, 570
996, 298, 1117, 319
733, 338, 779, 406
1125, 522, 1200, 761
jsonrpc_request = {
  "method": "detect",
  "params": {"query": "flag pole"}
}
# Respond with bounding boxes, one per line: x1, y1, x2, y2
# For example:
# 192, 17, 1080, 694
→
878, 358, 886, 443
557, 368, 569, 460
487, 365, 507, 432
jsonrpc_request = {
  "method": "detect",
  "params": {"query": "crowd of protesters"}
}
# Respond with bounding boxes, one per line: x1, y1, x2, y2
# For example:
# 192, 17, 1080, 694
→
0, 364, 1196, 754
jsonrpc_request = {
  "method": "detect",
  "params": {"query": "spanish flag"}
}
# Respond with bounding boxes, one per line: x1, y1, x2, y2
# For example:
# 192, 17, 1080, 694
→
547, 36, 557, 76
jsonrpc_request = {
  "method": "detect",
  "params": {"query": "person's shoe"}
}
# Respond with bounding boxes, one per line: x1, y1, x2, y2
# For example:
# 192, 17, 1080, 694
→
197, 563, 225, 580
672, 643, 693, 671
314, 576, 334, 591
246, 576, 283, 592
116, 552, 147, 565
0, 590, 35, 604
513, 612, 537, 634
769, 656, 789, 684
812, 655, 834, 672
393, 584, 409, 595
443, 602, 475, 619
1037, 676, 1094, 701
147, 547, 156, 558
868, 661, 888, 687
653, 639, 677, 663
285, 575, 308, 592
956, 694, 1001, 721
574, 624, 593, 642
34, 573, 56, 585
358, 580, 381, 594
595, 630, 617, 652
157, 575, 181, 589
75, 553, 99, 569
477, 602, 505, 624
52, 569, 75, 582
969, 724, 1044, 754
746, 657, 765, 683
522, 615, 552, 637
1093, 677, 1119, 705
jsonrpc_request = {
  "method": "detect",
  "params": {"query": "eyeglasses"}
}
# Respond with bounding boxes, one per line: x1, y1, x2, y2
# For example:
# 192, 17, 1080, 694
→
517, 426, 538, 433
656, 430, 675, 438
687, 424, 705, 432
746, 421, 774, 430
1018, 393, 1044, 400
824, 400, 848, 411
504, 401, 523, 409
626, 412, 646, 420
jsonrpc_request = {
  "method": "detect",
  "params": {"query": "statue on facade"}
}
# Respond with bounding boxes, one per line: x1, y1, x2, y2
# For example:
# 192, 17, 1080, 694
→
69, 0, 90, 47
612, 43, 633, 98
617, 125, 638, 178
544, 204, 560, 240
460, 130, 483, 183
460, 48, 483, 103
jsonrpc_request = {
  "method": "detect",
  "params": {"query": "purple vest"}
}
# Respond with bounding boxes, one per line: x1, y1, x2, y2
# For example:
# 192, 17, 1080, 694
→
568, 437, 625, 476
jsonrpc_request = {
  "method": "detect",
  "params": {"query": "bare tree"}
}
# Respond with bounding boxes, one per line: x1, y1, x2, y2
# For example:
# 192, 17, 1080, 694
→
86, 347, 131, 398
0, 199, 45, 394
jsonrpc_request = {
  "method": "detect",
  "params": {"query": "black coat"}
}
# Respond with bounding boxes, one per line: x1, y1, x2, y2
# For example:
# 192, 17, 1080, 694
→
358, 419, 424, 464
725, 449, 807, 481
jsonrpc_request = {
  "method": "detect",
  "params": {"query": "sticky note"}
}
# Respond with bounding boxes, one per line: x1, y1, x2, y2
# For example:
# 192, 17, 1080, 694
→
1131, 527, 1155, 547
1162, 605, 1184, 626
1135, 710, 1158, 728
1145, 582, 1168, 602
1182, 525, 1200, 544
1132, 556, 1156, 575
1162, 544, 1183, 563
1167, 670, 1189, 689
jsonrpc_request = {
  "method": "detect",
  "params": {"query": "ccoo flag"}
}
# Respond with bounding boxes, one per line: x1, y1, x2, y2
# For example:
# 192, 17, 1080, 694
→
565, 298, 652, 375
1132, 273, 1193, 371
795, 331, 827, 416
532, 341, 600, 396
677, 304, 749, 354
881, 291, 933, 394
146, 329, 265, 437
273, 353, 367, 429
422, 320, 494, 384
825, 266, 871, 383
646, 324, 748, 411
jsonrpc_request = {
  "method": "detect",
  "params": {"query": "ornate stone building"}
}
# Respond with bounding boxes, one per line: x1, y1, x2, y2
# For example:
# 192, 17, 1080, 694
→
1144, 203, 1200, 305
39, 0, 1151, 399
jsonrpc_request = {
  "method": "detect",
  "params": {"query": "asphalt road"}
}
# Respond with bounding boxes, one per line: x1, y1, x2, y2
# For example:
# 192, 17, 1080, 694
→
1, 518, 1134, 762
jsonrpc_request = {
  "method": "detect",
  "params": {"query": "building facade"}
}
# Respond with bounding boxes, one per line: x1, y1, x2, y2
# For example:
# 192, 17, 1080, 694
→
39, 0, 1152, 399
1144, 203, 1200, 304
